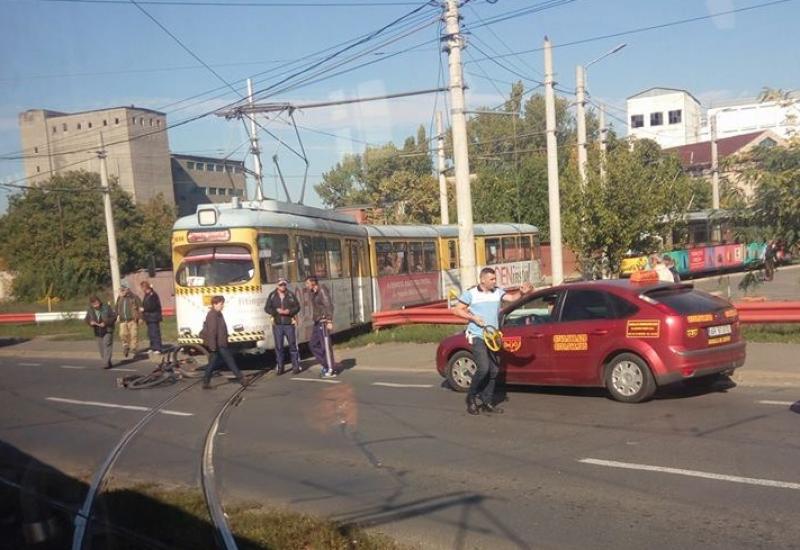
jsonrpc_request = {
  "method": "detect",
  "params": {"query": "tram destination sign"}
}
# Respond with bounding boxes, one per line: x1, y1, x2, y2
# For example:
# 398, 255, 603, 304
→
187, 229, 231, 243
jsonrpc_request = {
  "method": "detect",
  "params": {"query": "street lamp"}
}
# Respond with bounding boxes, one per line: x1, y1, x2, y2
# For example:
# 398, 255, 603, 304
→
576, 43, 627, 184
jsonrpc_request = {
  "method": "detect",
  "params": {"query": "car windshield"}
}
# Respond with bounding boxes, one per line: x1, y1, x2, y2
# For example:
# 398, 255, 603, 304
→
175, 246, 254, 287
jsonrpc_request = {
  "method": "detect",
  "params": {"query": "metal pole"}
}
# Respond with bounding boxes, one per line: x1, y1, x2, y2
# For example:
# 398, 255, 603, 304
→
544, 37, 564, 285
710, 113, 721, 241
575, 64, 587, 185
247, 78, 264, 201
445, 0, 477, 289
98, 133, 121, 299
599, 102, 607, 182
436, 112, 450, 225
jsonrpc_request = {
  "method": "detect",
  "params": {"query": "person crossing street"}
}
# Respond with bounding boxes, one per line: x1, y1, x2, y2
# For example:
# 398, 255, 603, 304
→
115, 281, 142, 358
264, 278, 302, 375
201, 295, 247, 389
305, 276, 338, 378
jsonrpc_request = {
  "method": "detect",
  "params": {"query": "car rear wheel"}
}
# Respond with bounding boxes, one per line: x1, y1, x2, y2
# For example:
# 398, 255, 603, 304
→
446, 350, 476, 392
605, 353, 656, 403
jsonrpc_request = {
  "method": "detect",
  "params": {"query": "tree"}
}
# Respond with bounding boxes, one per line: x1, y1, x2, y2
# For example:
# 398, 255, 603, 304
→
0, 171, 176, 301
562, 138, 694, 276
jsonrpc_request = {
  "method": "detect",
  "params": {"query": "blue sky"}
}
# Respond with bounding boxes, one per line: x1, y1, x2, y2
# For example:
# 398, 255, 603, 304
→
1, 0, 798, 213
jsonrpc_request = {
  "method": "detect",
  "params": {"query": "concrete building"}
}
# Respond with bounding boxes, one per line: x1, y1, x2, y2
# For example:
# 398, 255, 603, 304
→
170, 153, 246, 216
627, 88, 800, 149
627, 88, 704, 148
18, 106, 174, 205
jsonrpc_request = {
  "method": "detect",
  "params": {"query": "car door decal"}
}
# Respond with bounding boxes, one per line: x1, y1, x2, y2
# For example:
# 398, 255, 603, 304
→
626, 319, 661, 338
501, 336, 522, 352
553, 334, 588, 351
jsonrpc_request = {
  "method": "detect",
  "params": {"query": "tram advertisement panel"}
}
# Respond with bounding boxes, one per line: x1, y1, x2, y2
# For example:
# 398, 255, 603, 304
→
494, 261, 532, 288
378, 272, 440, 310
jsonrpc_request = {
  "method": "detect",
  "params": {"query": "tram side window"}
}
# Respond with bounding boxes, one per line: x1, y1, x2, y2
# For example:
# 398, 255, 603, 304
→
502, 237, 520, 262
423, 241, 438, 272
409, 242, 424, 272
485, 238, 500, 265
312, 236, 328, 278
376, 241, 407, 276
257, 234, 289, 284
520, 235, 532, 260
296, 236, 313, 281
447, 240, 458, 269
327, 238, 342, 278
393, 242, 408, 274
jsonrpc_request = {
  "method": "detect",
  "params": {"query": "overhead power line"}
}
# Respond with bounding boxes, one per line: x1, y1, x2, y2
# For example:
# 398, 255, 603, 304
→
37, 0, 424, 7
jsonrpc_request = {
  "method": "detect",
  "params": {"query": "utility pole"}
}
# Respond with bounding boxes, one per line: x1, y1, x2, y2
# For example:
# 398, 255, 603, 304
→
599, 102, 607, 182
97, 134, 121, 298
436, 111, 450, 225
575, 64, 588, 185
444, 0, 476, 288
247, 78, 264, 201
544, 37, 564, 285
710, 113, 721, 241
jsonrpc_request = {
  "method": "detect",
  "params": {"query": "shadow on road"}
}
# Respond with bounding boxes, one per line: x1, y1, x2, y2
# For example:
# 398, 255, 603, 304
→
0, 338, 29, 348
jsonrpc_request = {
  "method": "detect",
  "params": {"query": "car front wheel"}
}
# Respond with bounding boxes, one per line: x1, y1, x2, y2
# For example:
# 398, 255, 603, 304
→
446, 350, 476, 392
605, 353, 656, 403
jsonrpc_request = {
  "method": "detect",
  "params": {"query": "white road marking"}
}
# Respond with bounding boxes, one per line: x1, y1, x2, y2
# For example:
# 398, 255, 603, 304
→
579, 458, 800, 491
372, 382, 434, 388
757, 400, 796, 406
291, 378, 341, 384
112, 368, 139, 372
19, 362, 42, 367
46, 397, 193, 417
60, 366, 86, 370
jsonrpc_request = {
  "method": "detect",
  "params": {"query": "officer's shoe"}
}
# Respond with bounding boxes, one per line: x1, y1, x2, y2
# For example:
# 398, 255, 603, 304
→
466, 396, 480, 415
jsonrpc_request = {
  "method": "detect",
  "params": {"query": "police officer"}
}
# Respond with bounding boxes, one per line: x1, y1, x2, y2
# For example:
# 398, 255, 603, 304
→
264, 278, 302, 375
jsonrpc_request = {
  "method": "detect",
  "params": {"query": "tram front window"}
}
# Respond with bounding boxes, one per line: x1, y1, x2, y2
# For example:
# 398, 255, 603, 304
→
176, 246, 255, 287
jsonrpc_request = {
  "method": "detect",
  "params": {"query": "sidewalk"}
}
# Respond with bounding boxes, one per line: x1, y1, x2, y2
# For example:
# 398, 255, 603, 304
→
1, 336, 798, 387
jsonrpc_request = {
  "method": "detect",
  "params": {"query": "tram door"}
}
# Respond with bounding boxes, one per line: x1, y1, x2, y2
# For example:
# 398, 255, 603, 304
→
346, 239, 366, 324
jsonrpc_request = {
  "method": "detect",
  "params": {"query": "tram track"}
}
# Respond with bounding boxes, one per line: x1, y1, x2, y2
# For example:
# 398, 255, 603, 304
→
70, 370, 266, 550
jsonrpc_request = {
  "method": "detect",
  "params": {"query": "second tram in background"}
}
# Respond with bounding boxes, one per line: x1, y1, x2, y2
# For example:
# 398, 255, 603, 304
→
171, 199, 541, 353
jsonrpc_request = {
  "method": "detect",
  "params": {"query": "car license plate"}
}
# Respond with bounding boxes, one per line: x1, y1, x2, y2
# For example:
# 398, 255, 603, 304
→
708, 324, 732, 337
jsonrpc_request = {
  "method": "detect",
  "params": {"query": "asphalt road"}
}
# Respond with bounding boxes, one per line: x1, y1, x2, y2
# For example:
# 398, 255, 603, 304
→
1, 351, 799, 549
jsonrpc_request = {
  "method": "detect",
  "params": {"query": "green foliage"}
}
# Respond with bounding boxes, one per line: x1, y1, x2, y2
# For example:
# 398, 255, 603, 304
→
562, 139, 694, 276
0, 171, 176, 301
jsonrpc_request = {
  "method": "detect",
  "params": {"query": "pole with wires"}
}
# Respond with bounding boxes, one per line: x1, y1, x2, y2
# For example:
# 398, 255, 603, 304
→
247, 78, 265, 201
97, 133, 121, 299
444, 0, 477, 289
544, 37, 564, 286
599, 102, 607, 182
575, 64, 588, 185
436, 111, 450, 225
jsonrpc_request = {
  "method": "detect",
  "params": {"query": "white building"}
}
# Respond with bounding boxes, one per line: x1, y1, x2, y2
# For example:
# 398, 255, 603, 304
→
626, 88, 800, 148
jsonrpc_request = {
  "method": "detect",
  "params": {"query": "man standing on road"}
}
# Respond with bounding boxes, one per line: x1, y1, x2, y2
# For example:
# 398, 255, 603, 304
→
453, 268, 533, 415
115, 281, 142, 358
85, 296, 117, 369
264, 278, 302, 375
139, 281, 163, 353
305, 275, 338, 378
201, 295, 247, 389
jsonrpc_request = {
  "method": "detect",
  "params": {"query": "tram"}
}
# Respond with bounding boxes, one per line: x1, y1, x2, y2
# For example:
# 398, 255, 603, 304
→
171, 199, 541, 352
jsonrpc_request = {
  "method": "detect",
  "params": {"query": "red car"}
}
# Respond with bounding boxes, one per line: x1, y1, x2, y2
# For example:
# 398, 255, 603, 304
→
436, 279, 746, 403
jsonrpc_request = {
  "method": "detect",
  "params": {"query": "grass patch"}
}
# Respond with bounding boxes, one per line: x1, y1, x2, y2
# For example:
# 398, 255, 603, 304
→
742, 324, 800, 344
0, 317, 178, 342
98, 483, 409, 550
339, 323, 463, 349
0, 296, 99, 313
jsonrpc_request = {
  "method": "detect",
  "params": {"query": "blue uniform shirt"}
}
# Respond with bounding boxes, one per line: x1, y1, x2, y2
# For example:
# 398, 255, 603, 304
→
459, 286, 506, 337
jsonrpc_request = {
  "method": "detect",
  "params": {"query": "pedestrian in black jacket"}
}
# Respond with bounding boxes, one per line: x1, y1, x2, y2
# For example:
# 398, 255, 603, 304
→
201, 295, 246, 389
264, 278, 301, 375
139, 281, 163, 352
84, 295, 117, 369
305, 275, 338, 378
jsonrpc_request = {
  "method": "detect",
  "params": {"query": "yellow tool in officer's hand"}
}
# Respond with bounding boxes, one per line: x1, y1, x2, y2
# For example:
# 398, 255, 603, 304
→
482, 325, 503, 352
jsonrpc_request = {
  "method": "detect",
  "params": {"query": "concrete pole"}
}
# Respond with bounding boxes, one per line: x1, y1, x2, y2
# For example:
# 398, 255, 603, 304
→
98, 134, 121, 299
436, 111, 450, 225
445, 0, 477, 288
710, 113, 721, 241
599, 102, 607, 182
575, 64, 588, 185
544, 37, 564, 285
247, 78, 265, 201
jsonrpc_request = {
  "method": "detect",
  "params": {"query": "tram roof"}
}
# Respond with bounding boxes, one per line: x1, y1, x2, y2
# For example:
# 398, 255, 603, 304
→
435, 223, 538, 237
364, 225, 441, 239
173, 199, 366, 237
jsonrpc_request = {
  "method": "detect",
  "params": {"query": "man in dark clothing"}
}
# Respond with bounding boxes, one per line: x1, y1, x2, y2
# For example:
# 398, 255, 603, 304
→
85, 296, 117, 369
201, 295, 246, 389
764, 241, 777, 281
264, 278, 301, 375
304, 275, 338, 378
139, 281, 163, 352
115, 281, 142, 358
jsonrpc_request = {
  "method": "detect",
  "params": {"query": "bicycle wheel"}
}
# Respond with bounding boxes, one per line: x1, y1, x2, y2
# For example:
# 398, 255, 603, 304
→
175, 344, 209, 378
124, 370, 177, 389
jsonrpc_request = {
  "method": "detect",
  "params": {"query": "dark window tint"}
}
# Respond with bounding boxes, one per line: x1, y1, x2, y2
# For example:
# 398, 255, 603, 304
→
562, 290, 615, 321
668, 109, 682, 124
503, 291, 561, 327
645, 288, 728, 314
650, 112, 663, 126
607, 293, 639, 318
630, 114, 644, 128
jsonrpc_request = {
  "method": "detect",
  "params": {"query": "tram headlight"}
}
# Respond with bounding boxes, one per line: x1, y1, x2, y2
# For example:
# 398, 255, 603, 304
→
180, 326, 191, 335
233, 324, 244, 332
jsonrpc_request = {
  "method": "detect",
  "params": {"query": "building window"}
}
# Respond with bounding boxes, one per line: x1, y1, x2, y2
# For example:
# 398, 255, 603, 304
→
140, 118, 144, 126
187, 161, 195, 170
650, 112, 663, 126
208, 187, 217, 196
34, 147, 38, 153
149, 118, 153, 126
207, 163, 216, 171
668, 109, 682, 124
215, 164, 223, 172
132, 117, 136, 125
62, 123, 68, 131
225, 165, 233, 174
87, 122, 92, 129
76, 123, 82, 130
52, 126, 57, 134
630, 114, 644, 128
115, 118, 120, 125
103, 120, 108, 126
36, 166, 41, 173
156, 119, 161, 127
